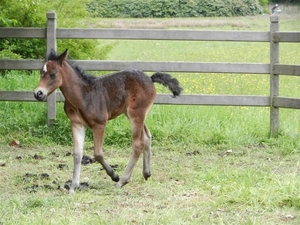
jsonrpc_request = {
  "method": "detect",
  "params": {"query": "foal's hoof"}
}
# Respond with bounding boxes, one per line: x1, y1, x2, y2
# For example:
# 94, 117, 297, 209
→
111, 174, 120, 182
143, 172, 151, 180
115, 182, 122, 188
115, 180, 128, 188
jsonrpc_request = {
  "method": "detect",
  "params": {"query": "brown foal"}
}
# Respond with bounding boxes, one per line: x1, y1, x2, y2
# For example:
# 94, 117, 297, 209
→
34, 49, 182, 194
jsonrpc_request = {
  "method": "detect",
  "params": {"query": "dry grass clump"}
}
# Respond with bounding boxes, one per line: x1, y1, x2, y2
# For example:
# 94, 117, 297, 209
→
109, 18, 247, 29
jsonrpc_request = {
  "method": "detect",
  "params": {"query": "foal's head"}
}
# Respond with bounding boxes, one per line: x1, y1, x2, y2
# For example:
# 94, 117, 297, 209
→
34, 49, 68, 101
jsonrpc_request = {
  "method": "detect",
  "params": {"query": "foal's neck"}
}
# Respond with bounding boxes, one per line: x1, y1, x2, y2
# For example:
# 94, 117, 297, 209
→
60, 62, 91, 108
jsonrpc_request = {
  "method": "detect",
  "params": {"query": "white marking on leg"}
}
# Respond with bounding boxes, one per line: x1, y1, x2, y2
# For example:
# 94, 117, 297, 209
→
69, 124, 86, 195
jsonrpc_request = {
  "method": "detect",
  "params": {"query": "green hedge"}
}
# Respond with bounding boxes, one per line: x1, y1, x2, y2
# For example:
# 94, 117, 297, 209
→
88, 0, 263, 18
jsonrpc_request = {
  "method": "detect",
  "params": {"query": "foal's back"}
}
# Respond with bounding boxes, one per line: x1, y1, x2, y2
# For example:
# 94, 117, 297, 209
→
96, 69, 156, 120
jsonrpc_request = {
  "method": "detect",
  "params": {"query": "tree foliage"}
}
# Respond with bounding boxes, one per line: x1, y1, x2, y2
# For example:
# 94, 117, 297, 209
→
0, 0, 100, 60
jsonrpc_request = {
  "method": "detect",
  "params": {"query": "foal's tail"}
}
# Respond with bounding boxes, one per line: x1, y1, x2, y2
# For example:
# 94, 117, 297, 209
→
150, 72, 183, 97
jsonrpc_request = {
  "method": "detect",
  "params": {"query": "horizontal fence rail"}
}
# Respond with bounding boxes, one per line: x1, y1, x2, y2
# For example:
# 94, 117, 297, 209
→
57, 29, 271, 42
273, 97, 300, 109
1, 60, 299, 75
0, 28, 46, 38
273, 32, 300, 42
0, 59, 43, 70
273, 64, 300, 76
0, 11, 300, 136
0, 27, 270, 42
0, 60, 270, 73
0, 91, 270, 106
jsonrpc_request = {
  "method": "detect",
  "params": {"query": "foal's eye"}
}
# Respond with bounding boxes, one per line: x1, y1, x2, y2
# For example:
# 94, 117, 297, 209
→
50, 72, 56, 78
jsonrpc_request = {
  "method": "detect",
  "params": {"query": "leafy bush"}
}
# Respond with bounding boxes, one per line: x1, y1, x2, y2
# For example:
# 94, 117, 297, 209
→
88, 0, 127, 18
178, 0, 200, 17
0, 0, 100, 60
88, 0, 263, 18
124, 0, 152, 18
198, 0, 232, 17
0, 0, 45, 59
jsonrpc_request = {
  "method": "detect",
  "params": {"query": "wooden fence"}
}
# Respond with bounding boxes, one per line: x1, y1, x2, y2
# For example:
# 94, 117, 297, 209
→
0, 11, 300, 137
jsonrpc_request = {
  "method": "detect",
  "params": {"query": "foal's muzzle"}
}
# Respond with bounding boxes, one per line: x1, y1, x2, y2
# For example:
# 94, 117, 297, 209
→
34, 90, 47, 101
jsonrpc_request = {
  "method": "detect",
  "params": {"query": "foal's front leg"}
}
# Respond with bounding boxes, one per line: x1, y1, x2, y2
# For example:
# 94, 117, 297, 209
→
69, 123, 86, 195
93, 123, 120, 182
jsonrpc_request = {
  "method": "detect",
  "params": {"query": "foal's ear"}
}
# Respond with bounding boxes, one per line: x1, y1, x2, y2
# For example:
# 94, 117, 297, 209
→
50, 48, 56, 56
57, 49, 68, 66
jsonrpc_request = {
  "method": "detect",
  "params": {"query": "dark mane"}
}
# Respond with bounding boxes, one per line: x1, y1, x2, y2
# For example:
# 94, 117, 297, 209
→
68, 61, 97, 85
47, 50, 97, 85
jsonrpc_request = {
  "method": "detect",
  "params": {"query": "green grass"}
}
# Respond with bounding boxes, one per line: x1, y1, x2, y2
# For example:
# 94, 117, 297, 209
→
1, 144, 300, 224
1, 12, 300, 224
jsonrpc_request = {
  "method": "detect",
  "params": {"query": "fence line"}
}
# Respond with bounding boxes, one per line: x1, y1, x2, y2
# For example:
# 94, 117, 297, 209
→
0, 11, 300, 136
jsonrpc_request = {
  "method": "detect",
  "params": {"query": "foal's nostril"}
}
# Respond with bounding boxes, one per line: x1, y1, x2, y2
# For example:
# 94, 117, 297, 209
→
37, 91, 43, 98
34, 90, 44, 101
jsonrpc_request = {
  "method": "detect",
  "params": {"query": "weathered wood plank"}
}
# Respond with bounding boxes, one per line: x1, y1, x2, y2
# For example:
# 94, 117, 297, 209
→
273, 64, 300, 76
56, 92, 65, 102
0, 60, 43, 70
0, 28, 46, 38
0, 91, 270, 107
0, 91, 36, 101
77, 61, 270, 74
0, 91, 65, 102
0, 60, 270, 74
54, 93, 271, 107
273, 97, 300, 109
57, 29, 270, 42
155, 94, 270, 106
273, 32, 300, 43
45, 10, 58, 126
270, 16, 280, 137
0, 28, 270, 42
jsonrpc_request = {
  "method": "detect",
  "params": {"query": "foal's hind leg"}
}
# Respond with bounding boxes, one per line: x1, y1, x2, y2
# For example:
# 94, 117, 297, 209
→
143, 124, 152, 180
116, 116, 146, 188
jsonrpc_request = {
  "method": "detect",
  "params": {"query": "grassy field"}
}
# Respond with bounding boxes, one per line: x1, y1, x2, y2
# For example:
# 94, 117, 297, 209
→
1, 143, 300, 224
1, 9, 300, 224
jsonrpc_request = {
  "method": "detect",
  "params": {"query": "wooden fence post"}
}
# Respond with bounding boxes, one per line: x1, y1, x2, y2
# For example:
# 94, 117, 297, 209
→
270, 16, 279, 137
46, 11, 57, 126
